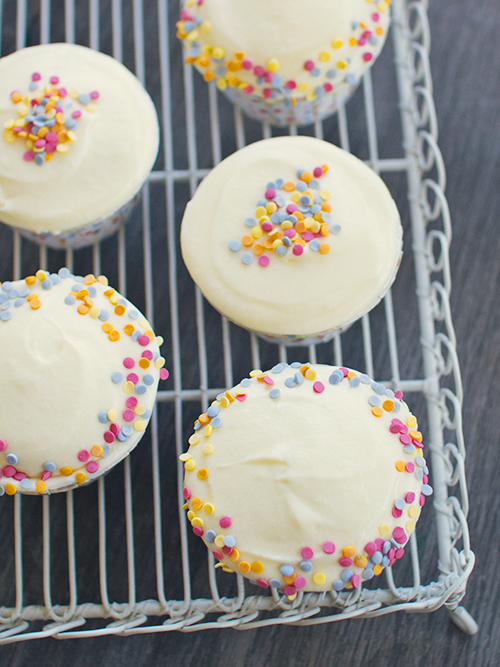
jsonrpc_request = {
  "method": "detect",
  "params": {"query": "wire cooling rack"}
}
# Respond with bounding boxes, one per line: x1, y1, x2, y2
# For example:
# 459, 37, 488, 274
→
0, 0, 477, 642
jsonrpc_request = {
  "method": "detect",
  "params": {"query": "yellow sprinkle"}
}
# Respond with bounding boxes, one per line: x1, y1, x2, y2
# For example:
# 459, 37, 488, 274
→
213, 46, 224, 59
133, 420, 146, 432
192, 517, 203, 528
36, 270, 47, 281
290, 191, 301, 204
312, 572, 326, 586
4, 483, 16, 496
249, 369, 262, 377
107, 410, 118, 422
189, 433, 200, 446
185, 459, 196, 471
215, 535, 225, 548
408, 506, 420, 519
373, 563, 383, 576
75, 472, 87, 484
281, 221, 293, 231
266, 202, 277, 214
203, 503, 215, 515
202, 443, 214, 455
56, 143, 69, 153
3, 119, 15, 130
191, 497, 203, 510
61, 467, 73, 476
204, 425, 213, 438
67, 130, 77, 141
406, 415, 417, 428
319, 51, 331, 62
123, 381, 134, 394
219, 396, 230, 408
266, 58, 279, 72
134, 403, 145, 416
238, 561, 251, 574
378, 524, 390, 536
320, 190, 331, 201
4, 130, 15, 143
179, 453, 191, 462
187, 510, 195, 521
305, 369, 316, 381
331, 39, 343, 49
298, 83, 309, 92
216, 78, 228, 91
155, 357, 166, 369
109, 293, 119, 305
89, 306, 100, 319
251, 561, 264, 573
197, 468, 209, 480
406, 520, 416, 533
86, 103, 98, 113
251, 225, 263, 239
91, 445, 103, 457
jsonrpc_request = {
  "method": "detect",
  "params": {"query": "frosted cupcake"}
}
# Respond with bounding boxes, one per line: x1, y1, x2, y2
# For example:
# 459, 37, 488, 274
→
0, 43, 159, 248
0, 268, 169, 496
181, 363, 432, 596
181, 136, 402, 345
177, 0, 391, 126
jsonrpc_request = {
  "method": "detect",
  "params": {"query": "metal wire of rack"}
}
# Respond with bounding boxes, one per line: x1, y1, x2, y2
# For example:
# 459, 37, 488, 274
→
0, 0, 477, 642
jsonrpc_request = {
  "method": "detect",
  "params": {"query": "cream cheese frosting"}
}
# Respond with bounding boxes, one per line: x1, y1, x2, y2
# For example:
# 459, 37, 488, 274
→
182, 363, 433, 595
181, 136, 402, 340
177, 0, 391, 125
0, 43, 159, 234
0, 269, 168, 495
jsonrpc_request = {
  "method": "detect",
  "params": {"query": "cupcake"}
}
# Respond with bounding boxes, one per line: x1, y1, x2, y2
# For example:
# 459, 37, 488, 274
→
181, 363, 433, 596
0, 268, 169, 496
181, 136, 402, 346
0, 43, 159, 249
177, 0, 391, 127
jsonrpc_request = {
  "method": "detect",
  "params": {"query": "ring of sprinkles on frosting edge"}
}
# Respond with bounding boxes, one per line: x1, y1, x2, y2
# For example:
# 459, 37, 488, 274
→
181, 363, 432, 598
0, 269, 169, 496
177, 0, 391, 126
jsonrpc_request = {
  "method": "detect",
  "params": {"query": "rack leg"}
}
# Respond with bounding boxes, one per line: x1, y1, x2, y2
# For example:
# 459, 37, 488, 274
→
449, 606, 478, 635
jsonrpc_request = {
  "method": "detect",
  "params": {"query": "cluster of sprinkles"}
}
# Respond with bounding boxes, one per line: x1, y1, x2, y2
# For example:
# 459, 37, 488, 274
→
0, 268, 169, 496
177, 0, 391, 106
3, 72, 99, 165
229, 166, 339, 267
181, 363, 432, 598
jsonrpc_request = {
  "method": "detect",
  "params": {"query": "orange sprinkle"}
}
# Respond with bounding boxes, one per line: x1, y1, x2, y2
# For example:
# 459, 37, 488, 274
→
30, 298, 41, 310
197, 468, 209, 480
253, 243, 264, 256
294, 211, 304, 221
347, 371, 357, 379
300, 365, 309, 376
185, 56, 196, 65
229, 549, 240, 561
263, 238, 274, 249
26, 293, 38, 302
144, 330, 155, 341
296, 238, 306, 247
321, 225, 330, 237
319, 243, 330, 255
124, 324, 135, 336
114, 304, 126, 316
77, 304, 89, 315
60, 467, 73, 476
198, 414, 210, 425
11, 91, 22, 103
242, 235, 253, 247
197, 56, 210, 67
283, 573, 296, 584
25, 276, 36, 285
300, 171, 312, 183
371, 407, 383, 417
139, 358, 150, 369
76, 289, 89, 300
395, 460, 406, 472
83, 274, 96, 285
321, 202, 331, 212
322, 164, 329, 174
238, 562, 251, 574
203, 71, 214, 82
225, 391, 235, 403
97, 275, 108, 285
383, 400, 395, 412
108, 330, 120, 342
102, 322, 113, 333
45, 153, 53, 162
91, 445, 103, 457
283, 182, 295, 192
409, 431, 423, 442
104, 289, 115, 297
295, 221, 306, 234
84, 296, 94, 307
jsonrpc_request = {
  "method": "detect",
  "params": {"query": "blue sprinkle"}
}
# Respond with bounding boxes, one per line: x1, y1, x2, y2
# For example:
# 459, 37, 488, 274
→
8, 289, 18, 299
383, 541, 392, 554
122, 425, 133, 436
330, 224, 342, 234
300, 196, 311, 206
329, 370, 343, 385
142, 409, 151, 420
45, 119, 56, 127
1, 302, 11, 311
372, 552, 383, 564
6, 453, 18, 465
41, 279, 53, 290
117, 298, 127, 307
207, 405, 219, 418
88, 286, 97, 297
132, 331, 141, 341
296, 181, 307, 192
270, 212, 281, 223
0, 311, 12, 321
362, 569, 374, 580
112, 372, 124, 384
18, 289, 30, 297
368, 395, 380, 407
244, 217, 256, 227
102, 445, 111, 457
21, 478, 32, 489
294, 372, 304, 385
310, 205, 321, 214
321, 212, 331, 224
416, 469, 423, 481
14, 298, 26, 307
369, 36, 378, 46
382, 556, 390, 567
290, 362, 302, 368
276, 245, 287, 257
257, 198, 268, 207
0, 293, 8, 303
349, 376, 361, 387
229, 240, 241, 252
327, 69, 337, 79
285, 377, 296, 388
392, 402, 401, 412
44, 462, 57, 472
211, 417, 222, 428
309, 179, 320, 189
404, 444, 416, 454
272, 75, 282, 87
143, 374, 155, 386
269, 578, 282, 588
216, 393, 225, 401
271, 363, 286, 374
73, 275, 84, 283
50, 274, 61, 285
332, 580, 345, 591
129, 310, 139, 319
71, 283, 81, 292
372, 382, 386, 395
241, 252, 253, 265
223, 535, 236, 547
300, 560, 313, 572
352, 20, 359, 29
34, 154, 44, 166
205, 530, 216, 543
78, 93, 91, 105
424, 465, 429, 475
99, 309, 109, 321
275, 196, 285, 208
269, 388, 280, 399
283, 237, 292, 247
394, 498, 405, 510
415, 456, 425, 468
240, 378, 252, 387
153, 352, 160, 361
276, 178, 284, 188
98, 411, 109, 423
311, 67, 321, 77
117, 431, 128, 442
421, 484, 433, 496
280, 564, 294, 577
296, 169, 305, 178
385, 388, 395, 398
314, 86, 324, 97
360, 374, 371, 384
65, 117, 77, 130
341, 569, 353, 582
288, 215, 298, 224
266, 182, 276, 190
29, 81, 38, 91
135, 384, 147, 395
345, 73, 357, 85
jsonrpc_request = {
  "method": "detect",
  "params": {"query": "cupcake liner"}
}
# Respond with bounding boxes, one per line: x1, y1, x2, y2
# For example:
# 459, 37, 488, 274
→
8, 189, 142, 250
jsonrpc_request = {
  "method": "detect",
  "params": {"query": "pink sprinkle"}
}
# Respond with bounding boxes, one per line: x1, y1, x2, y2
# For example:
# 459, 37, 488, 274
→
389, 423, 401, 434
212, 550, 223, 561
322, 541, 335, 554
313, 381, 325, 394
219, 516, 232, 528
160, 368, 169, 381
180, 9, 193, 19
30, 99, 38, 107
375, 538, 385, 550
363, 53, 373, 62
104, 431, 115, 444
405, 492, 416, 504
123, 357, 135, 369
78, 450, 90, 463
304, 60, 315, 71
242, 59, 253, 70
420, 494, 426, 507
394, 390, 403, 399
14, 472, 26, 481
183, 487, 191, 500
263, 376, 274, 385
422, 474, 428, 484
257, 578, 269, 589
222, 546, 233, 555
123, 409, 135, 422
86, 461, 99, 473
339, 557, 352, 567
399, 434, 411, 445
301, 547, 314, 560
258, 255, 270, 267
405, 462, 415, 473
261, 221, 273, 232
12, 127, 23, 134
399, 425, 409, 435
41, 471, 52, 481
265, 188, 276, 200
25, 122, 33, 132
193, 526, 204, 537
363, 31, 372, 39
50, 76, 59, 84
372, 12, 380, 21
90, 91, 100, 99
55, 106, 63, 113
45, 143, 57, 154
46, 132, 57, 143
263, 88, 272, 99
284, 585, 297, 596
127, 373, 139, 385
264, 71, 273, 83
285, 80, 297, 90
364, 542, 377, 556
395, 548, 405, 559
244, 86, 254, 95
294, 576, 306, 589
392, 507, 402, 518
32, 72, 41, 81
72, 110, 82, 119
358, 37, 366, 46
126, 397, 138, 409
351, 574, 360, 588
110, 423, 120, 436
23, 151, 35, 162
413, 439, 423, 449
34, 139, 46, 149
323, 83, 333, 92
292, 244, 303, 256
254, 66, 265, 77
284, 229, 295, 239
235, 394, 246, 402
3, 466, 16, 477
138, 335, 150, 346
0, 440, 6, 452
340, 368, 349, 377
388, 548, 396, 559
142, 350, 153, 360
286, 203, 298, 214
58, 87, 67, 97
302, 231, 314, 242
392, 527, 406, 544
388, 557, 396, 567
313, 167, 323, 178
